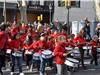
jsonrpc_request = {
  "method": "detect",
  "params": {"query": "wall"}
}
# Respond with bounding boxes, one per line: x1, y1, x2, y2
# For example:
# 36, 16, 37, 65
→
53, 0, 96, 22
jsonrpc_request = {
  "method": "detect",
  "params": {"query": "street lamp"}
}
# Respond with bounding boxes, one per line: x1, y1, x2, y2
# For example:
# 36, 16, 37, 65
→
3, 0, 6, 23
65, 0, 71, 34
49, 3, 52, 24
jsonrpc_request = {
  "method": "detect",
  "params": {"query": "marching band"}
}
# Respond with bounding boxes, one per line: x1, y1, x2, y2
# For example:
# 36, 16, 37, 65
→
0, 22, 100, 75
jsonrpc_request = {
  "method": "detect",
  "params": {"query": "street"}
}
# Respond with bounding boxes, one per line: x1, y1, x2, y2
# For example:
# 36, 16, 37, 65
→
2, 59, 100, 75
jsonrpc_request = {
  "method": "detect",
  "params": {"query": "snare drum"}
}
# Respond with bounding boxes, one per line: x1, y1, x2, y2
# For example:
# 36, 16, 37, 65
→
65, 58, 79, 67
25, 50, 32, 55
6, 49, 12, 54
42, 50, 53, 59
97, 48, 100, 53
72, 50, 80, 57
65, 47, 73, 51
33, 53, 40, 60
12, 51, 23, 57
83, 46, 92, 50
74, 47, 79, 50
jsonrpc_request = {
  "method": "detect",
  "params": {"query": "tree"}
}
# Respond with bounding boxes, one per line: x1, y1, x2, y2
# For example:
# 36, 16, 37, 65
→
17, 0, 28, 24
94, 0, 100, 22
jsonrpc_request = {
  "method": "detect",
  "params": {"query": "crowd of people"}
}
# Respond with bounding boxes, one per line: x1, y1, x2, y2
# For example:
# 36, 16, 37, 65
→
0, 18, 100, 75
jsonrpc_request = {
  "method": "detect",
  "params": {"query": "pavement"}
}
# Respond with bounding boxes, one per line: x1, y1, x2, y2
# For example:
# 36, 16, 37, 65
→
2, 57, 100, 75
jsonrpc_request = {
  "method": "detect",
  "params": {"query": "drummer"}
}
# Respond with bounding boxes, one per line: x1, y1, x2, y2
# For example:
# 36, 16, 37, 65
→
67, 34, 76, 48
75, 28, 86, 69
36, 34, 49, 75
23, 32, 33, 69
54, 35, 69, 75
10, 33, 24, 75
29, 33, 48, 75
28, 35, 40, 71
90, 35, 99, 66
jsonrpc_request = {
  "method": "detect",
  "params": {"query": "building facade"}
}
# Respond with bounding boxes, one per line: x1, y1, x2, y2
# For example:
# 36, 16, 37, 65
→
0, 0, 54, 23
53, 0, 96, 22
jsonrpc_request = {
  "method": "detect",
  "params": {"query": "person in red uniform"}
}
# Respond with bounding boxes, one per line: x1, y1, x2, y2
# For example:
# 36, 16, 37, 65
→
23, 32, 33, 69
20, 23, 29, 33
11, 24, 19, 37
27, 35, 40, 71
67, 34, 76, 48
75, 29, 86, 69
35, 34, 49, 75
54, 41, 68, 75
10, 33, 24, 75
0, 24, 8, 75
90, 35, 99, 66
60, 28, 68, 42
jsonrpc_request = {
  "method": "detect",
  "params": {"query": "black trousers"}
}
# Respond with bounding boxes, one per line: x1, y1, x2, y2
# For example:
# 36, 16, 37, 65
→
0, 55, 5, 73
79, 48, 85, 68
25, 54, 32, 66
90, 53, 98, 66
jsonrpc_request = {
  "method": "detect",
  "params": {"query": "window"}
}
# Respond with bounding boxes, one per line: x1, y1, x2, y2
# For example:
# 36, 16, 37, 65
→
44, 1, 54, 6
28, 0, 40, 6
58, 0, 80, 8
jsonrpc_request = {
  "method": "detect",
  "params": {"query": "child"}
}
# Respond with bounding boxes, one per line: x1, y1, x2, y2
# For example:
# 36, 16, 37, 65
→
90, 35, 99, 66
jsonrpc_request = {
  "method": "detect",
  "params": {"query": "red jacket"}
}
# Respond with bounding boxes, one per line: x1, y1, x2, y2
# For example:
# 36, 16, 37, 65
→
28, 41, 39, 52
67, 39, 75, 47
11, 39, 21, 52
90, 40, 98, 54
36, 40, 48, 54
46, 41, 54, 51
54, 42, 66, 64
6, 39, 12, 49
0, 31, 8, 50
75, 35, 86, 48
11, 26, 19, 37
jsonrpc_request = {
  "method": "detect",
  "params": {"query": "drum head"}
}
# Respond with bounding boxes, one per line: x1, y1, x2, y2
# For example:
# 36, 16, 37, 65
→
65, 47, 73, 51
65, 58, 79, 67
97, 48, 100, 50
74, 47, 79, 50
33, 53, 40, 56
73, 50, 80, 53
6, 49, 11, 54
83, 46, 92, 49
83, 46, 88, 49
67, 58, 79, 63
42, 50, 52, 55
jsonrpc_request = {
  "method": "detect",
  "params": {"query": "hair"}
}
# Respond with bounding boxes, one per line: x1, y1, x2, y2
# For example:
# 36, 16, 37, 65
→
12, 33, 20, 40
79, 28, 85, 37
0, 23, 7, 31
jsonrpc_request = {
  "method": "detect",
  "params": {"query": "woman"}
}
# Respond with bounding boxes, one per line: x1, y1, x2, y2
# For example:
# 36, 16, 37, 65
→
75, 29, 86, 69
54, 35, 68, 75
23, 32, 33, 69
10, 33, 24, 75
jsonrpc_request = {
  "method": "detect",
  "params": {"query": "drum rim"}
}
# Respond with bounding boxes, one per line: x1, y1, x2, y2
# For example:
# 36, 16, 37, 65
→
66, 58, 79, 63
